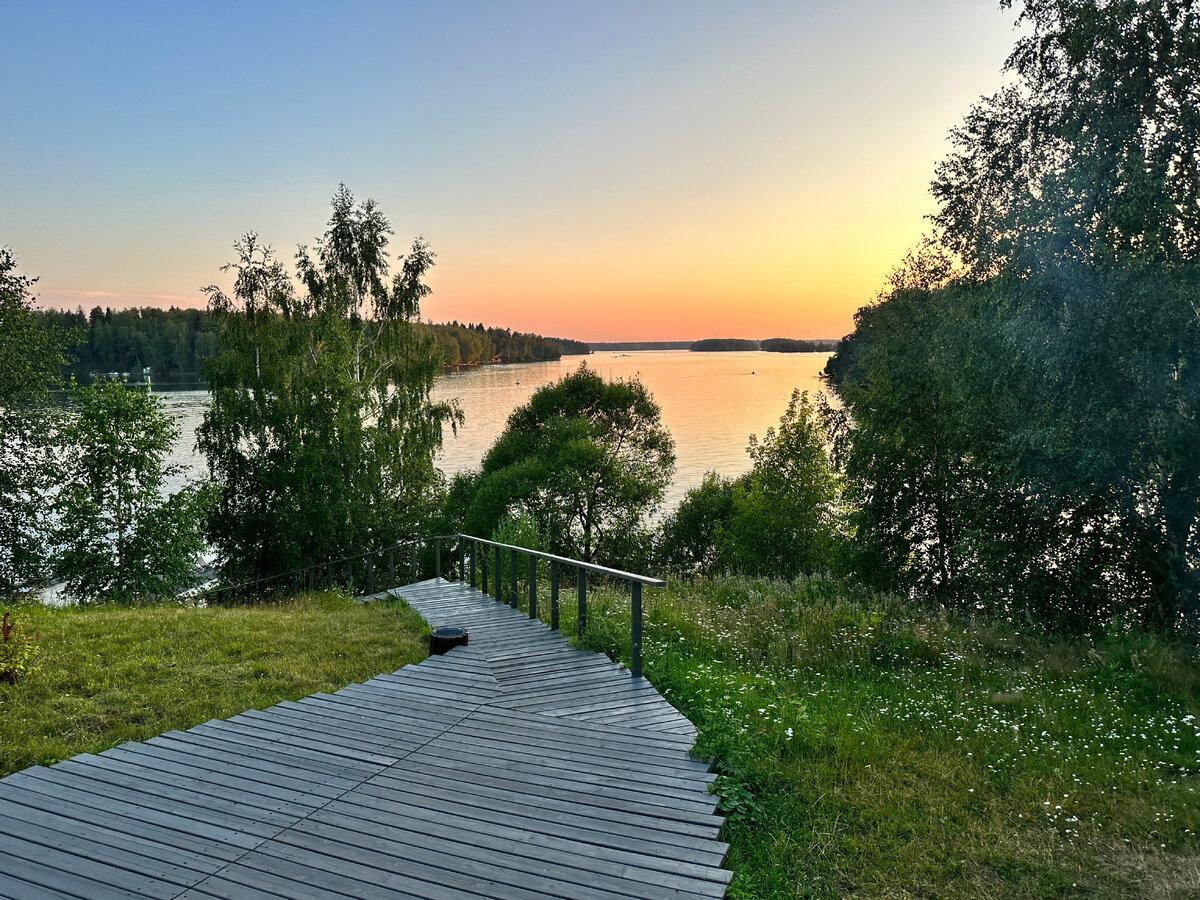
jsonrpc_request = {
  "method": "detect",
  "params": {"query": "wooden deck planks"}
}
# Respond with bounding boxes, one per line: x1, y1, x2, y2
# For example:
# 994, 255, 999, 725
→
0, 577, 727, 899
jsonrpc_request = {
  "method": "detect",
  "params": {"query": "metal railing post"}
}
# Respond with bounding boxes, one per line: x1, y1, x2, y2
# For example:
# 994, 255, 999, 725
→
458, 538, 466, 583
631, 582, 643, 678
469, 540, 476, 587
435, 538, 442, 579
550, 560, 559, 630
577, 568, 587, 638
528, 556, 537, 619
509, 550, 518, 609
494, 545, 502, 601
482, 550, 489, 595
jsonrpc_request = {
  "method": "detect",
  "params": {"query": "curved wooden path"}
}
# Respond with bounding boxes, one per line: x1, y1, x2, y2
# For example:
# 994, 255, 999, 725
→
0, 577, 730, 899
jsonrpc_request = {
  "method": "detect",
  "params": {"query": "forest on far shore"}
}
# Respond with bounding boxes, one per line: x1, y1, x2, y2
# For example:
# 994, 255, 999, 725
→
28, 306, 589, 380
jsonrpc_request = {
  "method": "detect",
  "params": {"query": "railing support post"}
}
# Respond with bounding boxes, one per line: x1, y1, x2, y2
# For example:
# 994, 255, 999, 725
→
577, 569, 587, 638
550, 560, 559, 630
458, 538, 465, 583
469, 540, 476, 587
510, 550, 518, 610
528, 556, 537, 619
631, 582, 642, 678
494, 546, 502, 602
435, 538, 442, 579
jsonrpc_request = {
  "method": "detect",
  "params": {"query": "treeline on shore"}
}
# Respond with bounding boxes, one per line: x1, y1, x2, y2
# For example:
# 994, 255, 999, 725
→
415, 321, 589, 367
34, 306, 218, 380
588, 338, 838, 352
691, 337, 838, 352
29, 306, 589, 380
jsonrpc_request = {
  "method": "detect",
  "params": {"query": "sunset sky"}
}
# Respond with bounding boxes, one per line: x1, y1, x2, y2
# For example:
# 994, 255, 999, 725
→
2, 1, 1019, 341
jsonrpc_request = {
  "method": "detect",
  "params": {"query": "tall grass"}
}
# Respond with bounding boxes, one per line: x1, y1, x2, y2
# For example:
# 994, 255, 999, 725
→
528, 572, 1200, 898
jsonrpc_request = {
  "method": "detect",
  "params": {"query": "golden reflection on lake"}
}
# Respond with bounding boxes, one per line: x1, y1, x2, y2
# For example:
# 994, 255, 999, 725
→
430, 350, 832, 507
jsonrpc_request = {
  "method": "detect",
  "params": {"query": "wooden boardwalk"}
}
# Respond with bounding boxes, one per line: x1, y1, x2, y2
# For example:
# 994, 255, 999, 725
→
0, 577, 729, 899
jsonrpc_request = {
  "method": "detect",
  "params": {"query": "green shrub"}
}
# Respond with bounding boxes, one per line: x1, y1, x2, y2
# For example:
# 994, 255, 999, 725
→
658, 472, 737, 575
0, 611, 40, 683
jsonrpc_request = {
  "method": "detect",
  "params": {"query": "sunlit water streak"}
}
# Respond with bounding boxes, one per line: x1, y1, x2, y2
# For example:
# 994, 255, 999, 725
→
160, 350, 833, 509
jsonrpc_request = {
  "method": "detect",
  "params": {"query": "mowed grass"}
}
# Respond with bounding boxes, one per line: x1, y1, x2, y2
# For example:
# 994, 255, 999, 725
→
0, 592, 428, 777
504, 571, 1200, 899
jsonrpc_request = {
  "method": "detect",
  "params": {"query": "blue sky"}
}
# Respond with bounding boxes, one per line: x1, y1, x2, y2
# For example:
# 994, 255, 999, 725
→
1, 1, 1020, 340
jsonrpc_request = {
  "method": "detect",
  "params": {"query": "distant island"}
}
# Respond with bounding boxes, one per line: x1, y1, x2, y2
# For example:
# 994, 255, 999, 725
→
419, 321, 590, 367
589, 341, 693, 351
590, 338, 839, 352
691, 337, 839, 353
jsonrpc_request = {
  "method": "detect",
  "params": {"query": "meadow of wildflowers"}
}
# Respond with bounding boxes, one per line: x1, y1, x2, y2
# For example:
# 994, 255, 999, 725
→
562, 575, 1200, 898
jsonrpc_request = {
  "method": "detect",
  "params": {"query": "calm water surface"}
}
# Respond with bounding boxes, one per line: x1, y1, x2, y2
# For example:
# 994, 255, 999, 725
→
161, 350, 832, 507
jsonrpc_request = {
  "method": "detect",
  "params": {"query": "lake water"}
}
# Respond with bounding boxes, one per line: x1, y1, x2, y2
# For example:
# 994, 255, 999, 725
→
159, 350, 833, 507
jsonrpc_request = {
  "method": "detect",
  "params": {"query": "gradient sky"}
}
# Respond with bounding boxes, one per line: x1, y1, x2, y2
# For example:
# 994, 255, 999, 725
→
1, 1, 1019, 341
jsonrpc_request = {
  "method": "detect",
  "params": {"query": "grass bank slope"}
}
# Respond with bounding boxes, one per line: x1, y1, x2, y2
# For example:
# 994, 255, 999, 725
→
0, 593, 427, 777
568, 576, 1200, 899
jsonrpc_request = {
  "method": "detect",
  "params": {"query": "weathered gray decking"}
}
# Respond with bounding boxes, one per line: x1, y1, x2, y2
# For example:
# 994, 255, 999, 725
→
0, 577, 729, 899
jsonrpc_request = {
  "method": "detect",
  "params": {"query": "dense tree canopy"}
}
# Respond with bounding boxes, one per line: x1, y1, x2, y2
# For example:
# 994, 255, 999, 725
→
0, 249, 71, 595
0, 248, 70, 407
444, 364, 674, 565
828, 0, 1200, 631
53, 380, 209, 604
45, 306, 219, 379
198, 186, 458, 582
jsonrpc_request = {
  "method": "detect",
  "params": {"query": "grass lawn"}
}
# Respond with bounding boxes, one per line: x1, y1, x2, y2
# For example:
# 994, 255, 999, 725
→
501, 569, 1200, 899
0, 592, 428, 778
6, 571, 1199, 897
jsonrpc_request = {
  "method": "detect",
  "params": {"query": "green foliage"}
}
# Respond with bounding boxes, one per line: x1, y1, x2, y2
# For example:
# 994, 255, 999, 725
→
492, 510, 544, 552
690, 338, 759, 351
828, 2, 1200, 632
445, 363, 674, 565
0, 247, 71, 407
198, 186, 458, 582
711, 774, 766, 832
0, 248, 73, 596
33, 305, 219, 380
759, 338, 837, 353
571, 575, 1200, 898
417, 320, 587, 366
718, 390, 842, 578
658, 392, 842, 580
0, 611, 40, 683
52, 380, 209, 604
658, 472, 738, 576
